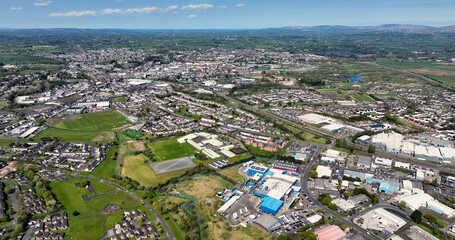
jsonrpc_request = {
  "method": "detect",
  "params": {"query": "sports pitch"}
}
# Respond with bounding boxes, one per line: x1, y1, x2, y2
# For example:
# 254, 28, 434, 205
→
54, 111, 130, 131
150, 157, 196, 174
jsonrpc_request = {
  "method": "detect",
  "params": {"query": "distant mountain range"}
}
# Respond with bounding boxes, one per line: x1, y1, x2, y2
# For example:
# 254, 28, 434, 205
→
269, 24, 455, 33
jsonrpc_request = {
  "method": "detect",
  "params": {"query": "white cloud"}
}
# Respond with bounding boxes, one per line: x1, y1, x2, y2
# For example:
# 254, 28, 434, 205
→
116, 0, 124, 2
181, 4, 214, 11
218, 5, 228, 9
49, 5, 179, 17
188, 14, 197, 19
34, 1, 52, 7
236, 3, 245, 7
11, 7, 22, 10
49, 10, 97, 17
101, 5, 178, 15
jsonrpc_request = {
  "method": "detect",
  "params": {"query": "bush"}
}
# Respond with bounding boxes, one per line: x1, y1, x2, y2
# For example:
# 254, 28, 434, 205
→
410, 210, 422, 224
437, 220, 446, 228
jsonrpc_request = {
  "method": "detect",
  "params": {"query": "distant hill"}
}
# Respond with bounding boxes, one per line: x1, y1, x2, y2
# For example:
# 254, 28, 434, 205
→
272, 24, 448, 33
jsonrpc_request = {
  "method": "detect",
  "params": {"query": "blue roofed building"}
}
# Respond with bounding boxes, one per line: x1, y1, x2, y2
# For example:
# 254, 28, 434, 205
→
379, 182, 400, 194
260, 196, 283, 215
248, 163, 269, 176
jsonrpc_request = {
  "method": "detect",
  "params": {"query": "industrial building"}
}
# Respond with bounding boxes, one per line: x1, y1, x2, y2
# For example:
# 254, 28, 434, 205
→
316, 165, 332, 178
298, 113, 335, 125
397, 190, 455, 218
315, 225, 346, 240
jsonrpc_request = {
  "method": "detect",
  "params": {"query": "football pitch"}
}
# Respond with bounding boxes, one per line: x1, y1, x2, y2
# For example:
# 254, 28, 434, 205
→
54, 111, 130, 131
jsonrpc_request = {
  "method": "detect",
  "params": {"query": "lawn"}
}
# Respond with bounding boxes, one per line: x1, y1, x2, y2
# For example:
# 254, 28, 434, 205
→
350, 94, 376, 102
51, 178, 154, 240
429, 75, 455, 87
33, 128, 100, 142
121, 154, 184, 186
81, 145, 118, 180
148, 139, 196, 161
53, 111, 130, 131
111, 96, 129, 102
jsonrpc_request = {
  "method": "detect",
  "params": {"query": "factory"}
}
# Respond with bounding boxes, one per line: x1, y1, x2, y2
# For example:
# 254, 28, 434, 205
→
397, 189, 455, 218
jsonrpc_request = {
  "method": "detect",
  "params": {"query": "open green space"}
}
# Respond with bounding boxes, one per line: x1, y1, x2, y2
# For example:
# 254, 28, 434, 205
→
121, 153, 185, 186
50, 178, 154, 240
148, 139, 196, 161
378, 60, 455, 71
111, 96, 129, 102
124, 130, 143, 138
350, 94, 376, 102
33, 128, 100, 142
53, 111, 130, 131
429, 75, 455, 87
81, 146, 118, 180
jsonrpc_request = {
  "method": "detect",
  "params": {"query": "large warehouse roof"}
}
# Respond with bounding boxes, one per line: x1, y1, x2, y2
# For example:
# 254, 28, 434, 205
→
316, 225, 346, 240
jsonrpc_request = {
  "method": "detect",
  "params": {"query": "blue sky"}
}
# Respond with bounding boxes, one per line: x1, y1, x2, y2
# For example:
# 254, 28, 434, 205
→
1, 0, 455, 29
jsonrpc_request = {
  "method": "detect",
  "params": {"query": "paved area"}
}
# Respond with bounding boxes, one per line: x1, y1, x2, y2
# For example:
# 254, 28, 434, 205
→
151, 157, 196, 174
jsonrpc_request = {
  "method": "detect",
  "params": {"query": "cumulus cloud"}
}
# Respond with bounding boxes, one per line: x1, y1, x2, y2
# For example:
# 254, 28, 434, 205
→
11, 7, 23, 10
34, 1, 52, 7
236, 3, 245, 7
49, 5, 179, 17
48, 10, 97, 17
188, 14, 197, 18
181, 4, 214, 11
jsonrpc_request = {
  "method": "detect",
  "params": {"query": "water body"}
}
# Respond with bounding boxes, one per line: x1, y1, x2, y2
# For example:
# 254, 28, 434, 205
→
347, 76, 365, 82
327, 50, 365, 56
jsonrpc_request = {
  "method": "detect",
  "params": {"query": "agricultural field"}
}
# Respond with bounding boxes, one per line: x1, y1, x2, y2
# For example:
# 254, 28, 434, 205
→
148, 139, 196, 161
121, 153, 184, 186
50, 178, 154, 240
52, 111, 130, 131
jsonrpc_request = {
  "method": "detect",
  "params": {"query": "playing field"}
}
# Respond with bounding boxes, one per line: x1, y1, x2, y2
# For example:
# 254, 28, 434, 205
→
121, 154, 185, 186
53, 111, 130, 131
33, 128, 100, 142
350, 94, 376, 102
50, 178, 154, 240
124, 130, 143, 138
148, 139, 196, 161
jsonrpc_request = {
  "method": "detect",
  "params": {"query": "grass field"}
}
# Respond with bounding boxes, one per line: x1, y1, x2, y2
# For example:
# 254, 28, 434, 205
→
92, 131, 116, 142
350, 94, 376, 102
148, 139, 196, 161
33, 128, 100, 142
81, 146, 118, 180
51, 178, 154, 240
53, 111, 130, 131
124, 130, 143, 138
218, 165, 245, 183
121, 154, 184, 186
429, 75, 455, 87
111, 96, 129, 102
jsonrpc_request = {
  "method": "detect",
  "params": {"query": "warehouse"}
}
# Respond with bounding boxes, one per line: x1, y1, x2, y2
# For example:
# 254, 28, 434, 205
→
260, 196, 283, 215
315, 225, 346, 240
298, 113, 335, 125
321, 123, 345, 133
248, 163, 269, 176
397, 191, 455, 218
316, 165, 332, 178
332, 198, 355, 212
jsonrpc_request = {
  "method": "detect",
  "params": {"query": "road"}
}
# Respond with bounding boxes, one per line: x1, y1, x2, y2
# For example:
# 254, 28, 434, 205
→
223, 95, 336, 141
79, 176, 175, 240
300, 146, 383, 240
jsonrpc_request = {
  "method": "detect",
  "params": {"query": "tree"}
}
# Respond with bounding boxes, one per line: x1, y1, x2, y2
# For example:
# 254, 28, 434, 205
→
424, 213, 437, 224
328, 203, 338, 210
321, 196, 331, 205
410, 210, 422, 224
301, 231, 318, 240
437, 220, 446, 228
80, 179, 90, 187
397, 201, 407, 209
368, 144, 376, 154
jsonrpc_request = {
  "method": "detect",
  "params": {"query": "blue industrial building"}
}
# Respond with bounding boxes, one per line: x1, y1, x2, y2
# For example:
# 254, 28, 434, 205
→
260, 196, 283, 215
343, 169, 366, 180
248, 164, 269, 176
379, 182, 400, 194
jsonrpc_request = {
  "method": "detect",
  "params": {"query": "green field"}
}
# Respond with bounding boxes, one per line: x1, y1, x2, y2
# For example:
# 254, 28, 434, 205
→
148, 139, 196, 161
33, 128, 100, 142
121, 154, 184, 186
51, 178, 155, 240
81, 146, 118, 180
378, 60, 455, 72
124, 130, 143, 138
429, 75, 455, 87
350, 94, 376, 102
111, 96, 129, 102
53, 111, 130, 131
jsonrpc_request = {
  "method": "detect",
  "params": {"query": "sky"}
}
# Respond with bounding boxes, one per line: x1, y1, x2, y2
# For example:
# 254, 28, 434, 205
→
1, 0, 455, 29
